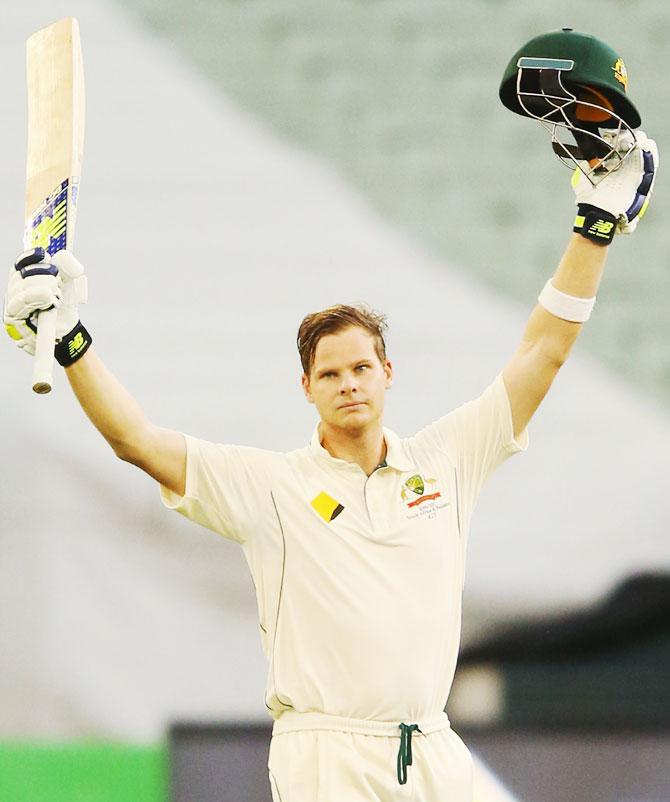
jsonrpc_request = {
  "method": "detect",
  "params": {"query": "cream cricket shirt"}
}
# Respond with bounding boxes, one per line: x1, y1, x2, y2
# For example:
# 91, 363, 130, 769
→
161, 374, 527, 723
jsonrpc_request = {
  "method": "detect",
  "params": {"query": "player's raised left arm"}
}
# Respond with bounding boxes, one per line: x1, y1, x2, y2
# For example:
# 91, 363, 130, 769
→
502, 235, 606, 439
502, 131, 658, 440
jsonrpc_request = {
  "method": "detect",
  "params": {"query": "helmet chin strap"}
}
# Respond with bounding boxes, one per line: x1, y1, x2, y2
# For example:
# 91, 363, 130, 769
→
516, 65, 636, 184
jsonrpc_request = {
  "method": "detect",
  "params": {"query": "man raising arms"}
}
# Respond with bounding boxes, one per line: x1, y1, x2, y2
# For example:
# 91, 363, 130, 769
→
4, 121, 657, 802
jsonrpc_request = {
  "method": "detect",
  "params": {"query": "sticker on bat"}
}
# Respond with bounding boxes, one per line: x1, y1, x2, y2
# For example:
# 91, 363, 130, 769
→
25, 179, 71, 255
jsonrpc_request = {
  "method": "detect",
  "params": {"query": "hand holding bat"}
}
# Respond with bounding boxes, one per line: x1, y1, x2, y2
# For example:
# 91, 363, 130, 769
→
4, 248, 90, 362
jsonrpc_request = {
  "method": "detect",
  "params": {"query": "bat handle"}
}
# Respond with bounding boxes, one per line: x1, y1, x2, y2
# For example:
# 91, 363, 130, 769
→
32, 307, 58, 394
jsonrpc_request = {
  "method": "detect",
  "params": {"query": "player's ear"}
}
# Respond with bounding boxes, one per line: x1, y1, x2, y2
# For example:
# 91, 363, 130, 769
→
301, 373, 314, 404
384, 360, 393, 388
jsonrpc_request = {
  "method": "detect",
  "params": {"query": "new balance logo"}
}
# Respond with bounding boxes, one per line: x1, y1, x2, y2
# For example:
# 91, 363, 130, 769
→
588, 219, 615, 238
68, 331, 86, 357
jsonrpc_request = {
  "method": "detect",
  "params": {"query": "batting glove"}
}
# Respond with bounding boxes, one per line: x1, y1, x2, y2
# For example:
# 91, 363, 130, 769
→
4, 248, 87, 356
572, 130, 658, 245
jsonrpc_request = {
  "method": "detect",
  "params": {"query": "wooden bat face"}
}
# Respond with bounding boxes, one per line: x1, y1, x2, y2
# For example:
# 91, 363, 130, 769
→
25, 17, 85, 255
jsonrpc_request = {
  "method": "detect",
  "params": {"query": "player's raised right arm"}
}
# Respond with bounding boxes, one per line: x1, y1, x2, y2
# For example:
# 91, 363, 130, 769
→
4, 248, 186, 496
65, 348, 186, 496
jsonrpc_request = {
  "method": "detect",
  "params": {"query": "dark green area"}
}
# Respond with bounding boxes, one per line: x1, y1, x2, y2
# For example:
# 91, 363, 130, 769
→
0, 743, 167, 802
114, 0, 670, 406
504, 631, 670, 730
458, 573, 670, 730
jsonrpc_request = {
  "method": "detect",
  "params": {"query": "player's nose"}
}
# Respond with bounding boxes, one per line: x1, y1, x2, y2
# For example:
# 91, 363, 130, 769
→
338, 372, 358, 393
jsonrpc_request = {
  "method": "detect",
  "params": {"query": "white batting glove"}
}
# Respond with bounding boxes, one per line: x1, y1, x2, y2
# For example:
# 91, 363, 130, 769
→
4, 248, 88, 356
572, 131, 658, 244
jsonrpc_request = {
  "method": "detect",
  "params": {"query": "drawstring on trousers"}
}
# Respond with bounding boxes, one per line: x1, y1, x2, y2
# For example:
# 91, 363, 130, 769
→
397, 722, 422, 785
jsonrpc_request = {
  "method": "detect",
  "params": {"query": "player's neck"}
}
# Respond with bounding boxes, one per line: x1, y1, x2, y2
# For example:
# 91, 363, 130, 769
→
319, 422, 387, 476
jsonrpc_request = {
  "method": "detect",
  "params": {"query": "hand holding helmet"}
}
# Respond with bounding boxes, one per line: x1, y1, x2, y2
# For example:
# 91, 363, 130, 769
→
571, 130, 658, 243
499, 27, 658, 242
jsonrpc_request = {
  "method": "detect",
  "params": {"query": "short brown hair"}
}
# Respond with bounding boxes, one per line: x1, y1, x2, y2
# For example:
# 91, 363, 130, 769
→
297, 304, 388, 375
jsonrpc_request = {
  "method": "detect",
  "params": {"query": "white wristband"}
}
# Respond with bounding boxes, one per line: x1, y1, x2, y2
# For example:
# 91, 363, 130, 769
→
538, 279, 596, 323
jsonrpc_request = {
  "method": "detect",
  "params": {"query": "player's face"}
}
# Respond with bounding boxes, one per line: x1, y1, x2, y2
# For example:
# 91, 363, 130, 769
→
302, 326, 393, 433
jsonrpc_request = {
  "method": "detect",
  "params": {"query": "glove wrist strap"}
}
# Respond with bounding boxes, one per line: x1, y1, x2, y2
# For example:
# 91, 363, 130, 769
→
573, 204, 617, 246
54, 321, 92, 367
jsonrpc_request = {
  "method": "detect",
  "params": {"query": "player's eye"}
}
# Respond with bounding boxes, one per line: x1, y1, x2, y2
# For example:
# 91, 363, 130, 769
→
355, 363, 370, 372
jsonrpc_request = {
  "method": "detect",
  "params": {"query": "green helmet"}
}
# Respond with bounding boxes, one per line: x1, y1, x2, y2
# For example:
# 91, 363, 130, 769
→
499, 28, 641, 173
499, 28, 640, 128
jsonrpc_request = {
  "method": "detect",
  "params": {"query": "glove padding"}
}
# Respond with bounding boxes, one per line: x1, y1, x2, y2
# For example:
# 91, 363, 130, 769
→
572, 130, 659, 235
4, 249, 87, 355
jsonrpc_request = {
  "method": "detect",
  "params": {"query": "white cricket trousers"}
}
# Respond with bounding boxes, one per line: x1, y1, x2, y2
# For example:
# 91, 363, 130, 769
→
267, 711, 473, 802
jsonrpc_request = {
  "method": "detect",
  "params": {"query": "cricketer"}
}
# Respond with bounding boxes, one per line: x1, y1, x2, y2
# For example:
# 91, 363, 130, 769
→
4, 29, 658, 802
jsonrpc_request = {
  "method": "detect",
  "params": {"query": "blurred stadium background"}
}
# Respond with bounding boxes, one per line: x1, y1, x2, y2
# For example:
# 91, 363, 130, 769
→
1, 1, 668, 800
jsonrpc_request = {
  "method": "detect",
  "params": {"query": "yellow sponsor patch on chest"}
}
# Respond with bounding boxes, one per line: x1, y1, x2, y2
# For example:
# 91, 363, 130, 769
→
311, 491, 345, 523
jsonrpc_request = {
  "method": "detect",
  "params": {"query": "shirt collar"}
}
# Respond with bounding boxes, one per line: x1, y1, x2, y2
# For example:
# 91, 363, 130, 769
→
309, 425, 415, 473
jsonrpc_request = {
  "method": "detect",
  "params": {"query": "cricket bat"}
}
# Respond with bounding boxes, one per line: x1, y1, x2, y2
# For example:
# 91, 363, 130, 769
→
24, 18, 85, 394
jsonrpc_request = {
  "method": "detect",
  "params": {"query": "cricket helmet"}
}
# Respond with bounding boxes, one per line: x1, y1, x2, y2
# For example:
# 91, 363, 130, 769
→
499, 28, 641, 178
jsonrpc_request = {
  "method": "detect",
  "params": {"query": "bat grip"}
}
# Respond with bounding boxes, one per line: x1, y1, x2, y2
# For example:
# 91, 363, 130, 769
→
32, 307, 58, 394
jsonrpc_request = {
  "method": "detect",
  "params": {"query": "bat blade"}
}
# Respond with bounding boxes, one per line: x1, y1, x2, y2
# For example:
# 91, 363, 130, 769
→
24, 17, 85, 394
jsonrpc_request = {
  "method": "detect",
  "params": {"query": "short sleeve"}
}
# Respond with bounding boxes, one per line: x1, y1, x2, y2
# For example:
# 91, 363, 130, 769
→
160, 436, 276, 544
412, 374, 527, 533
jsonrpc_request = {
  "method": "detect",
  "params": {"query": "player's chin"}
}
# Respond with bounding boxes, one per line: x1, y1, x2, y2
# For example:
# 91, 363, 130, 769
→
338, 405, 376, 429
